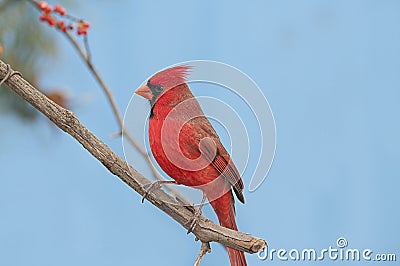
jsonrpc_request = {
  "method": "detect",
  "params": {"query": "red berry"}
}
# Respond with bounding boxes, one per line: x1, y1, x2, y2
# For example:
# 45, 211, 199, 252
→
68, 24, 74, 30
44, 5, 52, 13
39, 13, 46, 21
77, 21, 90, 35
77, 28, 88, 35
47, 16, 56, 26
54, 4, 61, 11
54, 4, 66, 15
38, 1, 48, 11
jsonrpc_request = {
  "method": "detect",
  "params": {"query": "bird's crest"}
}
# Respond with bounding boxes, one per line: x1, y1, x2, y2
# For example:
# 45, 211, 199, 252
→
150, 65, 192, 89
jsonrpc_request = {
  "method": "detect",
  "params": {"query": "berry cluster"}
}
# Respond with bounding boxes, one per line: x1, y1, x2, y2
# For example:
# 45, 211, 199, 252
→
37, 1, 90, 35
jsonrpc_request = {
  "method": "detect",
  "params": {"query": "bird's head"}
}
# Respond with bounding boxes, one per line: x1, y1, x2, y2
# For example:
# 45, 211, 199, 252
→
135, 65, 191, 103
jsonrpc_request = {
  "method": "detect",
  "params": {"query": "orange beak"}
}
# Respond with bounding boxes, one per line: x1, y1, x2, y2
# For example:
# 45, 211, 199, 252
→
135, 83, 153, 100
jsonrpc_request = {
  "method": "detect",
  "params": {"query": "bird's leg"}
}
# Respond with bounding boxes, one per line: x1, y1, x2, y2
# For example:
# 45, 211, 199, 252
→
0, 64, 22, 87
141, 180, 176, 203
187, 193, 207, 234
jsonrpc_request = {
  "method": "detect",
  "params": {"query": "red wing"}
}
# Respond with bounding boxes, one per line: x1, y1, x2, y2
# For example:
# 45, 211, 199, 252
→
210, 150, 245, 204
186, 117, 245, 204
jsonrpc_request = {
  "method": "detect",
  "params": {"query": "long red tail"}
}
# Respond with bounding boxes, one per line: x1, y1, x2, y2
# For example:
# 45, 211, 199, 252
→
209, 191, 247, 266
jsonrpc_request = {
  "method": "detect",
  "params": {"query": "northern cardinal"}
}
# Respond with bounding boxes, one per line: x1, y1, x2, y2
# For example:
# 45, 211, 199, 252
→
135, 65, 247, 266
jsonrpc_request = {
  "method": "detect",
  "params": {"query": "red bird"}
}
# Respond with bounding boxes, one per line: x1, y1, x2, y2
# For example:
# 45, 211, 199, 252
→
135, 66, 247, 266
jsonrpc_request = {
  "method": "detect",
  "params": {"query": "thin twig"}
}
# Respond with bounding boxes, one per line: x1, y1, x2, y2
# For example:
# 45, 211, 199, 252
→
62, 31, 189, 204
23, 0, 194, 207
25, 0, 189, 204
194, 242, 211, 266
63, 31, 124, 133
64, 13, 81, 22
0, 60, 267, 255
62, 31, 144, 161
83, 34, 91, 62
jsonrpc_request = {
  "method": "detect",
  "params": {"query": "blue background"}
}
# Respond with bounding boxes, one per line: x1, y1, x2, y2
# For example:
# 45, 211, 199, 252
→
1, 0, 399, 265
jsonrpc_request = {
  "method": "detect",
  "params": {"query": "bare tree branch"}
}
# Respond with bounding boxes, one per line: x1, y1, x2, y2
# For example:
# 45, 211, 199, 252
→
0, 60, 267, 255
62, 29, 191, 205
23, 0, 190, 204
194, 242, 211, 266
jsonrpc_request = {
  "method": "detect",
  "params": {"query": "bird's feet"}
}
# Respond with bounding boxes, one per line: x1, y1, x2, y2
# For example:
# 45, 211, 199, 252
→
0, 64, 21, 86
186, 194, 207, 234
186, 205, 203, 234
141, 180, 176, 203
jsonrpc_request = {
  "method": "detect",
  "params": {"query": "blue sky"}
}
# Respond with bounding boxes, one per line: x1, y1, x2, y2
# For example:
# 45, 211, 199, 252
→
1, 1, 399, 265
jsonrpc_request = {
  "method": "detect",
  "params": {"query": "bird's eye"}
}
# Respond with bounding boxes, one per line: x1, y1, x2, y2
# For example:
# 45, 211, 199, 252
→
154, 85, 163, 92
147, 81, 164, 94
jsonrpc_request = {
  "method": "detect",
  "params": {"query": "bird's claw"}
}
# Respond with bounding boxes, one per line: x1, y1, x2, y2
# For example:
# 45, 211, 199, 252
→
186, 206, 202, 234
141, 180, 176, 203
0, 64, 21, 87
141, 181, 162, 203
